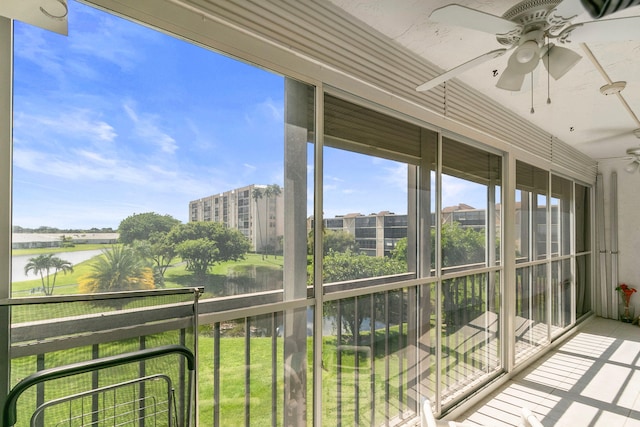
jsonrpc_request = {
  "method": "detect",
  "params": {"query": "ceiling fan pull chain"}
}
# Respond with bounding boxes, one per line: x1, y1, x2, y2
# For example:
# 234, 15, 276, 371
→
530, 72, 535, 114
546, 36, 551, 105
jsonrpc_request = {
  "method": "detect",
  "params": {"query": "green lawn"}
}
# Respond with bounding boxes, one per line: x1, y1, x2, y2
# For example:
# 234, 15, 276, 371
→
11, 251, 283, 298
11, 330, 412, 426
12, 255, 104, 296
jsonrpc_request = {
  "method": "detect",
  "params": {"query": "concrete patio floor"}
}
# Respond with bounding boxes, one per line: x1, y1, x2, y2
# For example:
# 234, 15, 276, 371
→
458, 317, 640, 426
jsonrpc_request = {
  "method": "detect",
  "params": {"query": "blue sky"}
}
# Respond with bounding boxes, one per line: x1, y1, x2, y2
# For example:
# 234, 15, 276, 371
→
12, 1, 485, 230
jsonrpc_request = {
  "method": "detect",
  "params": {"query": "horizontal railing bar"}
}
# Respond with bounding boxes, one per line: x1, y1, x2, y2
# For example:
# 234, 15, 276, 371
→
12, 302, 195, 342
199, 296, 311, 325
440, 265, 501, 280
198, 289, 285, 314
0, 287, 203, 306
323, 273, 416, 294
11, 318, 192, 358
323, 275, 433, 302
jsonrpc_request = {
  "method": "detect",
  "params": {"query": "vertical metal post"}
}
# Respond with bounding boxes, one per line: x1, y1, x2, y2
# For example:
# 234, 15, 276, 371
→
337, 300, 342, 427
179, 328, 187, 427
245, 317, 250, 427
369, 293, 375, 426
139, 335, 146, 427
191, 288, 201, 427
0, 15, 13, 415
36, 354, 45, 427
354, 298, 359, 426
610, 172, 619, 319
384, 293, 390, 423
213, 322, 220, 426
271, 313, 277, 427
92, 344, 99, 425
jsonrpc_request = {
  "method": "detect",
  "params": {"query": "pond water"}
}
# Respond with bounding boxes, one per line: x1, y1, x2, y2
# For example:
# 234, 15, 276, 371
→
200, 264, 284, 297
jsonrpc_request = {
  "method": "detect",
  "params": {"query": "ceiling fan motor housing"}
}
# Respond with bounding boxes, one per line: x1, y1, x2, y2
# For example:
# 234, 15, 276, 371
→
497, 0, 566, 46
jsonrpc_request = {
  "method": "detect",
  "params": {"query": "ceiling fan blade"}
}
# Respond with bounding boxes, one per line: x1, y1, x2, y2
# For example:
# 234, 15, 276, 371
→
542, 44, 582, 80
561, 16, 640, 42
416, 49, 507, 92
430, 5, 522, 35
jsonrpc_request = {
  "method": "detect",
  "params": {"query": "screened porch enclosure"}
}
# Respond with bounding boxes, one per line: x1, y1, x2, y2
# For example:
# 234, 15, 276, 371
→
1, 1, 596, 426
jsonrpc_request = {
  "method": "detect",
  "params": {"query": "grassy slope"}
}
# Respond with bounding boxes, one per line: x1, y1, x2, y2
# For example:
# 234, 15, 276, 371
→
12, 250, 283, 296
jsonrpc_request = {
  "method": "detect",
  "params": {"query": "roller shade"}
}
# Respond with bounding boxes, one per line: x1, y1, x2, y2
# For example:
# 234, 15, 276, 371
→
324, 94, 424, 164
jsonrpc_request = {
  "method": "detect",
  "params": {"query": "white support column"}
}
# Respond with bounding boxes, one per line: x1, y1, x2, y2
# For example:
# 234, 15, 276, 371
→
0, 15, 13, 409
283, 77, 310, 426
503, 153, 516, 372
312, 85, 324, 427
610, 172, 619, 319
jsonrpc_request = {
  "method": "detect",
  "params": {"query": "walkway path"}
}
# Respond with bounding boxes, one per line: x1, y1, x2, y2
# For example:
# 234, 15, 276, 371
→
12, 250, 104, 283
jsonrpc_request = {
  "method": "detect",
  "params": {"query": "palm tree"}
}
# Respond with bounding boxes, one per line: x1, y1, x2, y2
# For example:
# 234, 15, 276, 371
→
23, 254, 73, 296
251, 186, 265, 258
264, 184, 282, 256
80, 246, 153, 293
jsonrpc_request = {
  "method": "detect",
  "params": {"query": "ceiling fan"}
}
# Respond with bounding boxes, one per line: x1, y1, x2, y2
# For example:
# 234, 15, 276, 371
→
416, 0, 640, 92
624, 147, 640, 173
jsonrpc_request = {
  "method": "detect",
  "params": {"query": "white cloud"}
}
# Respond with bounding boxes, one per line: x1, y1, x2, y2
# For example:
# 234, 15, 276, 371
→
441, 174, 486, 209
260, 98, 284, 121
380, 163, 408, 193
13, 25, 65, 80
14, 109, 117, 145
67, 6, 157, 72
245, 97, 284, 128
123, 101, 178, 154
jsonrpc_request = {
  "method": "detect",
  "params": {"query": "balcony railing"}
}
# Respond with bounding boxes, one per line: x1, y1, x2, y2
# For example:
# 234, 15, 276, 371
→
3, 288, 201, 427
2, 269, 507, 426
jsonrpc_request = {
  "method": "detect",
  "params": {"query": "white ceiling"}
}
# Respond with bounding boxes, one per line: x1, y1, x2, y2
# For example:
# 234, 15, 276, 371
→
328, 0, 640, 161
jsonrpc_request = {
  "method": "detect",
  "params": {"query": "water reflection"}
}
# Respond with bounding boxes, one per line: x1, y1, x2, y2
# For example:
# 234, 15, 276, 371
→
202, 264, 283, 297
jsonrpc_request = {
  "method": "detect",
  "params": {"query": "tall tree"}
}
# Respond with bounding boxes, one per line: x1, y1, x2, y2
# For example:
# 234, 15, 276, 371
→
133, 231, 176, 288
79, 246, 154, 293
168, 221, 251, 278
251, 187, 264, 257
319, 250, 406, 341
118, 212, 181, 245
390, 237, 407, 263
24, 254, 73, 296
307, 229, 359, 256
264, 184, 282, 256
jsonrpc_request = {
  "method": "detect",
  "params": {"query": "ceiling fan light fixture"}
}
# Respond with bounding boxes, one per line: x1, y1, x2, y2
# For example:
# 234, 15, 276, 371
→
496, 65, 526, 91
509, 39, 540, 74
515, 40, 538, 63
542, 44, 582, 80
624, 160, 639, 174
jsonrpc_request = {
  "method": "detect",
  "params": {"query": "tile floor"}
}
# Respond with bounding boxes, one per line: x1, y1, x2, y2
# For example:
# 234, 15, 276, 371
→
458, 317, 640, 426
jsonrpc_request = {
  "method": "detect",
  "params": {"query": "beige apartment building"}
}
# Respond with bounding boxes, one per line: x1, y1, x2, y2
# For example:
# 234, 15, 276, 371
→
189, 184, 284, 254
